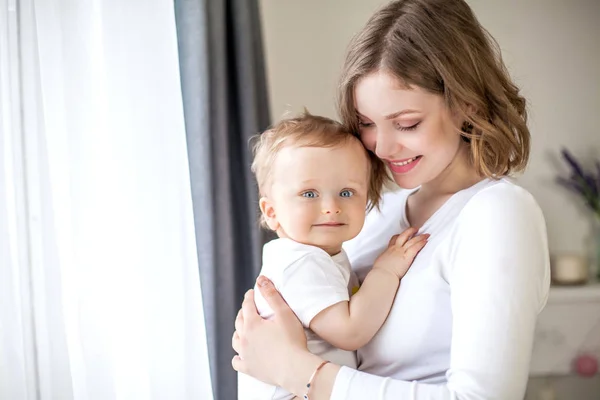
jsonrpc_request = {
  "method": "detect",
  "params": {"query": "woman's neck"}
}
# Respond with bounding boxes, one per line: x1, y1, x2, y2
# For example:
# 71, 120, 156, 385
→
419, 142, 482, 198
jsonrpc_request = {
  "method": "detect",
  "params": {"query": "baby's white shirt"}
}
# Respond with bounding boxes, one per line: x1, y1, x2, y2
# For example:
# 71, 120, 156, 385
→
238, 238, 359, 400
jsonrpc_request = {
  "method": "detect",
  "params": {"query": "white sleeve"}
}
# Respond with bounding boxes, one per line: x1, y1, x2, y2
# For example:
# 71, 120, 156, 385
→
330, 186, 551, 399
278, 254, 350, 328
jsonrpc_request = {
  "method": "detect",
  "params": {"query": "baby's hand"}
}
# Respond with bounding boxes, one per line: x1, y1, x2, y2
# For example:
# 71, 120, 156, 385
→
373, 227, 429, 280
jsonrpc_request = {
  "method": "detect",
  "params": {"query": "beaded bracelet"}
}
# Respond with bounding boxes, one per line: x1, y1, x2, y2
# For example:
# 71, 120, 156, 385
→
302, 360, 330, 400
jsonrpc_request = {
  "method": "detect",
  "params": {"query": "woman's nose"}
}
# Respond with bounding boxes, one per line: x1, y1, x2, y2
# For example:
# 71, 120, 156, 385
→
375, 128, 402, 159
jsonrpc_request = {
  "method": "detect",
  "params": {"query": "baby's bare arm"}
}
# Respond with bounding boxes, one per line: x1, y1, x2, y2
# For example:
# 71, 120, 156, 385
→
309, 228, 428, 350
309, 268, 399, 350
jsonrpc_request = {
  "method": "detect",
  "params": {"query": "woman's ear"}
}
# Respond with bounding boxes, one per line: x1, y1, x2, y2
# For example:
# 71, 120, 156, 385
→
451, 103, 476, 134
465, 103, 476, 116
259, 197, 279, 231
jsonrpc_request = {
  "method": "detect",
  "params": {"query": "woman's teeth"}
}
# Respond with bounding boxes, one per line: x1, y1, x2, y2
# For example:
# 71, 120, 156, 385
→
391, 157, 419, 166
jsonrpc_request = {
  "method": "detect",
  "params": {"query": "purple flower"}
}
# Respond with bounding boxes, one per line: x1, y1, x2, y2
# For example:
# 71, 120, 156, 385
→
556, 177, 582, 195
558, 148, 600, 216
586, 173, 599, 198
596, 161, 600, 192
562, 148, 585, 179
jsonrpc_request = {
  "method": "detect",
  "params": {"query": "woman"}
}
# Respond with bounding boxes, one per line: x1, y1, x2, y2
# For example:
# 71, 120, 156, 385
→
232, 0, 550, 398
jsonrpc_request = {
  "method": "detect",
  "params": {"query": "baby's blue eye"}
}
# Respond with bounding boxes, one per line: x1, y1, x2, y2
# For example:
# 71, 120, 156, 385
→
302, 191, 317, 198
340, 190, 353, 198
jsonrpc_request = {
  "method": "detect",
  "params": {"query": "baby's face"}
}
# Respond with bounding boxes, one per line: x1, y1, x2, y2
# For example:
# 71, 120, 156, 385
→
264, 139, 370, 255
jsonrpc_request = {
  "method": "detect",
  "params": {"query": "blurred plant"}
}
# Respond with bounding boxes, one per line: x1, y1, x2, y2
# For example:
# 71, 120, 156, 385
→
556, 148, 600, 219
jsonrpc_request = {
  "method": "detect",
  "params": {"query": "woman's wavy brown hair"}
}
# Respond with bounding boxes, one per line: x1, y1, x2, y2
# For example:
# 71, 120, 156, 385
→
338, 0, 530, 177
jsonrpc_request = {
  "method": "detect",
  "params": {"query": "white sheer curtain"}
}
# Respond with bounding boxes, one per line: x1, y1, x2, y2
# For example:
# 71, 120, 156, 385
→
0, 0, 213, 399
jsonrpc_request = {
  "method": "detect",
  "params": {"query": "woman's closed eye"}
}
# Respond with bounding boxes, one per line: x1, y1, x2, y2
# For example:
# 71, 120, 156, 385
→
358, 120, 420, 131
394, 121, 420, 131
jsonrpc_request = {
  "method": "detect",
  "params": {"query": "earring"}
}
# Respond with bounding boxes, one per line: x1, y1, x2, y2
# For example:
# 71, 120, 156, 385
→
461, 120, 474, 134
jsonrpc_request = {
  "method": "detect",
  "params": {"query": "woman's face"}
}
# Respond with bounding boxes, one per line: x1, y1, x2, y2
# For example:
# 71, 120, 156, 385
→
354, 70, 465, 189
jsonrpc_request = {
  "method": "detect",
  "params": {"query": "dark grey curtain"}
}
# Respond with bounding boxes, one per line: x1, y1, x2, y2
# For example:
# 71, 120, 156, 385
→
174, 1, 271, 399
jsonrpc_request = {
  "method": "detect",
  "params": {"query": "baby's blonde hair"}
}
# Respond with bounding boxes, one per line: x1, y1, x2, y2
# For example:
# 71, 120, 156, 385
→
251, 111, 389, 228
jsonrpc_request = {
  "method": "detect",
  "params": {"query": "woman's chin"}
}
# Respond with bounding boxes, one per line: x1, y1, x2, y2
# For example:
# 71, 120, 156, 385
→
391, 174, 422, 190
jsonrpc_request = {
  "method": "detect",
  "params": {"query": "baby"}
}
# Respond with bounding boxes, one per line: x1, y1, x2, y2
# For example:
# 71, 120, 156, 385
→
237, 112, 428, 400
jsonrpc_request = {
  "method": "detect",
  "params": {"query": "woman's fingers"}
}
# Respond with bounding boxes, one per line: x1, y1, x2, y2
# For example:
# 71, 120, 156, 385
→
235, 308, 243, 332
235, 308, 244, 332
241, 289, 259, 325
231, 355, 244, 373
256, 276, 291, 315
230, 276, 307, 386
232, 331, 241, 354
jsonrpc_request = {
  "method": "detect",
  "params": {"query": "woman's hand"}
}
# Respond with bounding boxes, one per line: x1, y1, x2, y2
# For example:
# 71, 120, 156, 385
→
232, 276, 312, 388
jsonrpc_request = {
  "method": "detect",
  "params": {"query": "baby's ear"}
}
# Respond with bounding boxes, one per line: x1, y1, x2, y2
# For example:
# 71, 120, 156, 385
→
259, 197, 279, 231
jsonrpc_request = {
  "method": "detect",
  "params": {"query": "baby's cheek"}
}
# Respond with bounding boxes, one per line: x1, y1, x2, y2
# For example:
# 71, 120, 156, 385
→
287, 208, 314, 233
348, 205, 367, 235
